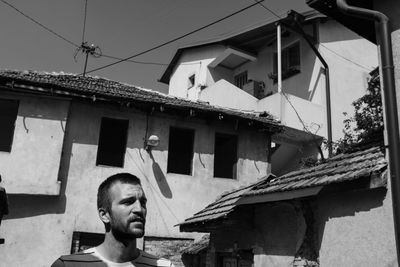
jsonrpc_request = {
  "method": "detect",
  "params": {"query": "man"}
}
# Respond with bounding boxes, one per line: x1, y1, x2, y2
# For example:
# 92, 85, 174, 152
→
52, 173, 174, 267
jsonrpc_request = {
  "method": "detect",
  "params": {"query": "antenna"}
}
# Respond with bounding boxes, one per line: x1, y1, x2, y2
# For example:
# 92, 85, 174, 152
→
75, 0, 102, 77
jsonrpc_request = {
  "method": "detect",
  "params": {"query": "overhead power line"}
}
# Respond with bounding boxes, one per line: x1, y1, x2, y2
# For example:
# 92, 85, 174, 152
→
0, 0, 79, 48
83, 0, 267, 75
252, 0, 373, 71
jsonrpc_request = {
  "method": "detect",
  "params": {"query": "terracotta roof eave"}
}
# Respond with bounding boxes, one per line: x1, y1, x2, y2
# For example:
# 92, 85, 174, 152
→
0, 73, 282, 131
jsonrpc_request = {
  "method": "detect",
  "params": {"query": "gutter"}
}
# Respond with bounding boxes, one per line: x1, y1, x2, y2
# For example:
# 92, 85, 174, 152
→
336, 0, 400, 261
281, 11, 333, 156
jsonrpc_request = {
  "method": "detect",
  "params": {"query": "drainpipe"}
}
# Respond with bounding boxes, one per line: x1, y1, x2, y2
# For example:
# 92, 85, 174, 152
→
283, 12, 333, 156
277, 23, 282, 93
336, 0, 400, 261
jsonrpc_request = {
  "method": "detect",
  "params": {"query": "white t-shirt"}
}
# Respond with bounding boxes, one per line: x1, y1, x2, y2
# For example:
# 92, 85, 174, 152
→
84, 247, 174, 267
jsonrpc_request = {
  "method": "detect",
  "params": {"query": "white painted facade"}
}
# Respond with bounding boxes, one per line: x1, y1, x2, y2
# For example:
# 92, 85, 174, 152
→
0, 91, 272, 267
166, 19, 378, 143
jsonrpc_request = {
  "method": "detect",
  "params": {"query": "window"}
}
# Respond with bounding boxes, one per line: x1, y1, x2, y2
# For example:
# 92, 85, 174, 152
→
96, 117, 128, 167
234, 71, 248, 89
188, 74, 195, 89
0, 99, 19, 152
214, 133, 238, 179
167, 127, 194, 175
272, 42, 301, 82
70, 231, 104, 253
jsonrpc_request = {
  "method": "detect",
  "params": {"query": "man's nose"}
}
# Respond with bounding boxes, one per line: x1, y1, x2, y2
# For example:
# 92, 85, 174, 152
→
131, 201, 144, 213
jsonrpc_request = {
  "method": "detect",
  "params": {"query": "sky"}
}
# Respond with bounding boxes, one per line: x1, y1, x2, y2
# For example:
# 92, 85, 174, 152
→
0, 0, 310, 93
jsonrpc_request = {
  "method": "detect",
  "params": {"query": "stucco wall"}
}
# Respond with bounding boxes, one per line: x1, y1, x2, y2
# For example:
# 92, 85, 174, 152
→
316, 186, 397, 266
167, 20, 378, 143
0, 99, 270, 267
318, 19, 378, 141
0, 93, 69, 195
199, 79, 258, 111
168, 45, 225, 98
210, 202, 306, 267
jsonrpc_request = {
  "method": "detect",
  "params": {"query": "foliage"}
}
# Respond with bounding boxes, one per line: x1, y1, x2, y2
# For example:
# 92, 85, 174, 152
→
333, 70, 384, 154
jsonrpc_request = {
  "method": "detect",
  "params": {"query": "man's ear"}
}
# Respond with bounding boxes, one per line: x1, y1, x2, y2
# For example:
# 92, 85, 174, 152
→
98, 208, 111, 224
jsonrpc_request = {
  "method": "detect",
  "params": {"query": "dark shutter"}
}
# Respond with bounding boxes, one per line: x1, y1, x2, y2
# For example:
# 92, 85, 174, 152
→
96, 117, 128, 167
0, 99, 19, 152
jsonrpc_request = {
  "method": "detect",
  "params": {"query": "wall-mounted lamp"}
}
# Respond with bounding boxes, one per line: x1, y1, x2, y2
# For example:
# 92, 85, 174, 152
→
145, 135, 160, 151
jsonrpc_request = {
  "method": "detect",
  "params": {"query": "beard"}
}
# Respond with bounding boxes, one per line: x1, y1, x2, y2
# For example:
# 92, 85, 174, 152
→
109, 216, 146, 242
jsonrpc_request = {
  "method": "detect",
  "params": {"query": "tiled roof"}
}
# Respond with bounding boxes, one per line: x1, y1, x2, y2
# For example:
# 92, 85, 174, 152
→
179, 147, 387, 229
0, 70, 281, 130
177, 179, 267, 227
246, 146, 386, 196
180, 234, 210, 254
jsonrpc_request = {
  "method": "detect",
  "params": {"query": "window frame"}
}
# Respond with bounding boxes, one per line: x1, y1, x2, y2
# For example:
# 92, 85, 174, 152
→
0, 98, 19, 153
272, 41, 301, 83
188, 74, 196, 89
213, 132, 238, 179
96, 117, 129, 168
167, 127, 195, 175
234, 71, 248, 89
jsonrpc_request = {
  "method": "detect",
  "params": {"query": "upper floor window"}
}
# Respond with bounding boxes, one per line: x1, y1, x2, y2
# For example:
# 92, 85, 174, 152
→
0, 99, 19, 152
188, 74, 195, 89
234, 71, 248, 89
272, 42, 301, 82
167, 127, 194, 175
96, 117, 129, 167
214, 133, 238, 179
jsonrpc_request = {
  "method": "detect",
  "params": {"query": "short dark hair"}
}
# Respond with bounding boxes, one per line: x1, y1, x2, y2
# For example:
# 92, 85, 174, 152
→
97, 173, 142, 211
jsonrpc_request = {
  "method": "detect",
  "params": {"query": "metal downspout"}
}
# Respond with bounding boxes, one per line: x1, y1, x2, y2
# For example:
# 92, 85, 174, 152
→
287, 15, 333, 156
336, 0, 400, 261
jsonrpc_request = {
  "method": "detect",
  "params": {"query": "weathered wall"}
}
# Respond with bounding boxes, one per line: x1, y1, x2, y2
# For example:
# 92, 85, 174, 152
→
0, 98, 270, 267
318, 19, 378, 141
315, 187, 397, 266
0, 92, 69, 195
167, 20, 378, 143
210, 202, 306, 267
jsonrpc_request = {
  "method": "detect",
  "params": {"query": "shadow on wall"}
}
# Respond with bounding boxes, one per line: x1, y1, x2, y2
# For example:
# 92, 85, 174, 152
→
5, 194, 66, 219
150, 152, 172, 199
315, 186, 387, 252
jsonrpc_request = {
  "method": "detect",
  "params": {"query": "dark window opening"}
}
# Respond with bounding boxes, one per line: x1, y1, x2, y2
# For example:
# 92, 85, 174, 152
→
214, 133, 238, 179
96, 117, 128, 167
272, 42, 301, 83
234, 71, 248, 89
0, 99, 19, 152
188, 74, 195, 89
167, 127, 194, 175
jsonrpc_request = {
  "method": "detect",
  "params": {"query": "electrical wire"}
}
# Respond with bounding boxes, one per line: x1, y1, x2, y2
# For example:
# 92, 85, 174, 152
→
0, 0, 79, 48
96, 52, 201, 66
82, 0, 267, 75
252, 0, 373, 71
0, 0, 200, 68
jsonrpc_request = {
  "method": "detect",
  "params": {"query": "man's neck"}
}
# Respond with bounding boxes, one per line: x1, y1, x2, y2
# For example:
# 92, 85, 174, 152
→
96, 233, 140, 263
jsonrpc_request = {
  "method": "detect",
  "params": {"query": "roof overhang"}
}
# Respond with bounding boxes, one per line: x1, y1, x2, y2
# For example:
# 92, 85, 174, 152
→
208, 47, 257, 70
159, 10, 326, 84
307, 0, 376, 43
236, 186, 323, 205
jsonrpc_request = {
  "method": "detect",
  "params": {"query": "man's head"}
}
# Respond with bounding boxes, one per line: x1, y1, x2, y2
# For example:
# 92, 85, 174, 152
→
97, 173, 147, 239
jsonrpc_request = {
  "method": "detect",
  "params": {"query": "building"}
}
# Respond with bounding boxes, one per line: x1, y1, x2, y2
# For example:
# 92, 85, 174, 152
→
179, 146, 395, 266
0, 70, 319, 266
159, 10, 378, 169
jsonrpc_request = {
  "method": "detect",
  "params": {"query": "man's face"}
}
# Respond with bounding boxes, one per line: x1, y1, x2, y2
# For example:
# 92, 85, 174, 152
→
107, 182, 147, 239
